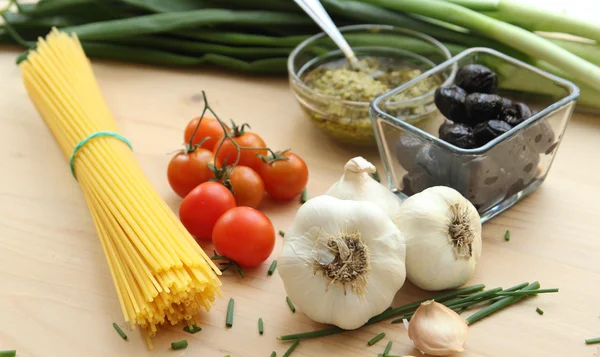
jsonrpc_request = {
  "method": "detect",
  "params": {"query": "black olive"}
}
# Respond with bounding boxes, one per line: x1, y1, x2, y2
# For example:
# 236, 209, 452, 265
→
473, 119, 513, 146
434, 85, 467, 122
439, 122, 476, 149
465, 93, 503, 124
501, 97, 513, 112
503, 102, 533, 126
455, 64, 498, 94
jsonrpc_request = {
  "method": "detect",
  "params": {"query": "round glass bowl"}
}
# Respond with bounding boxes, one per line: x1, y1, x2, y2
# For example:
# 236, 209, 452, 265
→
288, 24, 454, 145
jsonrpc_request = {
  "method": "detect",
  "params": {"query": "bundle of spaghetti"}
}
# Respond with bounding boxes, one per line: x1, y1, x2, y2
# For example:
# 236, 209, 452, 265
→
19, 29, 222, 347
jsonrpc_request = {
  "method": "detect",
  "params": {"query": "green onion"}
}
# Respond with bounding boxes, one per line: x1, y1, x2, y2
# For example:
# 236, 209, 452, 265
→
270, 352, 277, 357
112, 323, 128, 340
504, 230, 510, 241
171, 340, 188, 350
258, 317, 264, 335
278, 230, 285, 237
226, 298, 234, 327
536, 307, 544, 315
183, 324, 202, 334
0, 351, 16, 357
286, 296, 296, 313
367, 332, 386, 346
466, 282, 540, 325
585, 337, 600, 345
282, 340, 299, 357
383, 341, 393, 355
494, 288, 558, 296
300, 188, 307, 204
268, 260, 278, 275
278, 284, 485, 341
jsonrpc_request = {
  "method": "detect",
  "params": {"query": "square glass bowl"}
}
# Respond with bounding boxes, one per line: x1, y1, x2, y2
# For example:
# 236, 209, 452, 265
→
370, 48, 579, 222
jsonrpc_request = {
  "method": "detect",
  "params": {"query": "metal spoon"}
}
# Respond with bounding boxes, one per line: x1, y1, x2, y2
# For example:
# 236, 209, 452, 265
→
294, 0, 362, 69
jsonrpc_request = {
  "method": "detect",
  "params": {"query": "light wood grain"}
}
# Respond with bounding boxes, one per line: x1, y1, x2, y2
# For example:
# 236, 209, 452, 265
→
0, 48, 599, 357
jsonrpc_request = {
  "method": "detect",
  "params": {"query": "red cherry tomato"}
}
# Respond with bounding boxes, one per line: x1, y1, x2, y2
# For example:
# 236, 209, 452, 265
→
184, 117, 229, 150
258, 152, 309, 200
228, 166, 265, 209
167, 148, 217, 198
212, 207, 275, 268
179, 182, 236, 241
214, 132, 267, 171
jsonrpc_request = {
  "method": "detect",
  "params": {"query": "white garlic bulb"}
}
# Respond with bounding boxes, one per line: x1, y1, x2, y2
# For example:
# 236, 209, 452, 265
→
278, 195, 406, 330
325, 157, 403, 226
396, 186, 482, 291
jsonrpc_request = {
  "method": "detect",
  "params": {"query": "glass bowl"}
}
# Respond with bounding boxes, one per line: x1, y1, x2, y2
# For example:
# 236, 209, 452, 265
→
371, 48, 579, 222
287, 24, 453, 145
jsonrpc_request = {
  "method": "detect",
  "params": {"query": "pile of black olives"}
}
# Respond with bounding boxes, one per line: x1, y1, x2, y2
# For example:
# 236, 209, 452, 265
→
434, 64, 533, 149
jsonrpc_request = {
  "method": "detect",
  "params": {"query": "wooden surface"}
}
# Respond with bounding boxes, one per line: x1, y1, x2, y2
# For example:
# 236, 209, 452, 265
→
1, 48, 599, 357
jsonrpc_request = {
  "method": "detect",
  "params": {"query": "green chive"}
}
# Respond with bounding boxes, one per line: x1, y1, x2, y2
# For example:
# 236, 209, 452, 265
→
367, 332, 386, 346
443, 287, 503, 307
489, 282, 530, 303
183, 324, 202, 334
504, 230, 510, 241
226, 298, 234, 327
371, 170, 381, 182
278, 284, 485, 341
466, 282, 540, 325
300, 188, 307, 204
383, 341, 392, 355
270, 352, 277, 357
258, 317, 264, 335
457, 306, 467, 315
0, 351, 16, 357
112, 323, 128, 340
278, 230, 285, 237
171, 340, 188, 350
494, 288, 558, 296
286, 296, 296, 313
282, 340, 299, 357
268, 260, 277, 275
536, 307, 544, 315
585, 337, 600, 345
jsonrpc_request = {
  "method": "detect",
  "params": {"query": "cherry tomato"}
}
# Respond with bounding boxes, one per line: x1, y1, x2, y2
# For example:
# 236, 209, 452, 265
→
179, 182, 236, 241
184, 117, 229, 150
214, 132, 267, 171
167, 148, 217, 198
228, 166, 265, 209
258, 152, 309, 200
212, 207, 275, 268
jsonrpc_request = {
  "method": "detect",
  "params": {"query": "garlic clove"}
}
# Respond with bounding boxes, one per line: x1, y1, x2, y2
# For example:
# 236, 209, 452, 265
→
408, 300, 469, 356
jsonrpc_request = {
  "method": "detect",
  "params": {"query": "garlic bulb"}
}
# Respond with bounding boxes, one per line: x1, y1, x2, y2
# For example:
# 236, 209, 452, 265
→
396, 186, 482, 291
325, 157, 403, 225
408, 300, 469, 356
278, 195, 406, 330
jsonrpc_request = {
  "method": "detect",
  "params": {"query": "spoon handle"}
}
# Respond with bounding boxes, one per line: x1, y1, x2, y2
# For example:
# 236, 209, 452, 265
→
294, 0, 361, 68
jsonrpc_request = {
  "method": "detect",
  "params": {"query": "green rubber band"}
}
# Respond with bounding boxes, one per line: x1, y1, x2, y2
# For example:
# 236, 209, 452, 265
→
70, 131, 132, 180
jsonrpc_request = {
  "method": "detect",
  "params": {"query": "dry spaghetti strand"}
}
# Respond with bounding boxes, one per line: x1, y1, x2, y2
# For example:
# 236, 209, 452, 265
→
19, 29, 222, 346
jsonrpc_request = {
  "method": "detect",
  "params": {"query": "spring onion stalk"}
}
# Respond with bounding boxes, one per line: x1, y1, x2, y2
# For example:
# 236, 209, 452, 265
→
452, 0, 600, 43
465, 282, 540, 325
367, 332, 386, 346
270, 352, 277, 357
495, 288, 558, 296
278, 284, 485, 341
383, 341, 392, 355
359, 0, 600, 93
258, 318, 264, 334
282, 340, 300, 357
112, 323, 128, 340
536, 307, 544, 315
286, 296, 296, 313
585, 337, 600, 345
183, 324, 202, 334
226, 298, 234, 327
278, 230, 285, 237
504, 230, 510, 241
268, 260, 278, 275
300, 189, 307, 204
171, 340, 188, 350
0, 351, 16, 357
